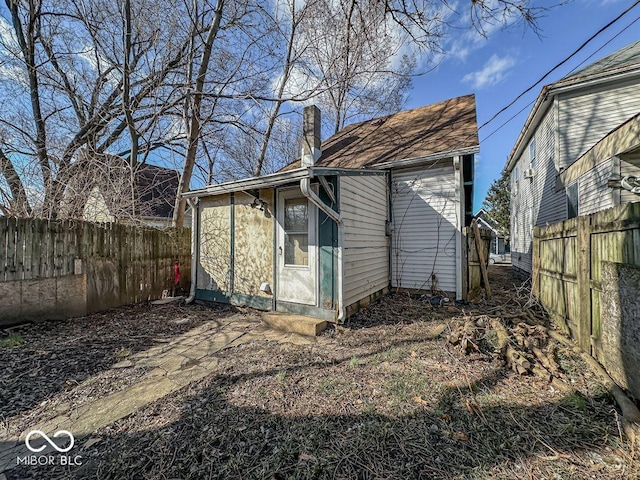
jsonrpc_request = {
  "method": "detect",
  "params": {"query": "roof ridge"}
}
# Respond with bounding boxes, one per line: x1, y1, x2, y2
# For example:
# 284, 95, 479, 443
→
559, 39, 640, 82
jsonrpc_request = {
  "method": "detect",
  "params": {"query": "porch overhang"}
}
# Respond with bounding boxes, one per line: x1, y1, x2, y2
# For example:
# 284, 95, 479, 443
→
183, 166, 386, 198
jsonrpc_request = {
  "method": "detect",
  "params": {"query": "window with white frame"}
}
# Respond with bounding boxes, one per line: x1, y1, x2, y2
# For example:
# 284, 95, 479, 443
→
529, 139, 536, 168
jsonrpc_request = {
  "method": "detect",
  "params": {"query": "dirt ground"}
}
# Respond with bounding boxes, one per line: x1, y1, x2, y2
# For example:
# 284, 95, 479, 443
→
2, 266, 638, 479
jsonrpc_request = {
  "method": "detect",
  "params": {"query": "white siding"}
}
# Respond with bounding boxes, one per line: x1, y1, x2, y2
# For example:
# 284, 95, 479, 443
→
511, 105, 565, 274
340, 174, 389, 308
511, 76, 640, 275
391, 163, 458, 292
558, 80, 640, 168
578, 158, 615, 216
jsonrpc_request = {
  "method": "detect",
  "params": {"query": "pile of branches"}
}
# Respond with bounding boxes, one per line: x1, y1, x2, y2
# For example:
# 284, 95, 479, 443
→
448, 315, 567, 387
448, 311, 640, 445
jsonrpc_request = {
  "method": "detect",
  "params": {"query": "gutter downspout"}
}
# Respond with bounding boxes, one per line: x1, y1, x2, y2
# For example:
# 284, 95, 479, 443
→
300, 177, 345, 322
185, 197, 199, 304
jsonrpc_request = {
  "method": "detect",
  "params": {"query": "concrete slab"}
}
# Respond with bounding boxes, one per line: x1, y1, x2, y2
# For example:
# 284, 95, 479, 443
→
262, 312, 327, 337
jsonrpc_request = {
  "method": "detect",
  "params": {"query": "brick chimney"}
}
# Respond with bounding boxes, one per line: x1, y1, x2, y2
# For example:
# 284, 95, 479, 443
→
301, 105, 321, 167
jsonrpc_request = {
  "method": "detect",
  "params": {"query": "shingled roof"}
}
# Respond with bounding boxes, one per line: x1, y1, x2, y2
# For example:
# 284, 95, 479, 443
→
561, 40, 640, 82
283, 94, 478, 171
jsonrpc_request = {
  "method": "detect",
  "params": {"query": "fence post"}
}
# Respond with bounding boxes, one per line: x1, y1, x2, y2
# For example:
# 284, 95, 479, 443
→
532, 226, 540, 298
576, 215, 591, 353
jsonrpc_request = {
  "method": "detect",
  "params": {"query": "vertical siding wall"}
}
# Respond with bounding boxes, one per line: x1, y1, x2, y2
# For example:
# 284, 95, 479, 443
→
391, 163, 458, 292
340, 174, 389, 308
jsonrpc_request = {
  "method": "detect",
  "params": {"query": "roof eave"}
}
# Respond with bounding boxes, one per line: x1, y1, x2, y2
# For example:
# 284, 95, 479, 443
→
183, 167, 309, 198
371, 145, 479, 170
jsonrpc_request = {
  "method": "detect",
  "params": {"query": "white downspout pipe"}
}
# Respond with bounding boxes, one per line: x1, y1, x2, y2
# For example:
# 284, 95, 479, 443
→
300, 177, 346, 322
185, 197, 199, 304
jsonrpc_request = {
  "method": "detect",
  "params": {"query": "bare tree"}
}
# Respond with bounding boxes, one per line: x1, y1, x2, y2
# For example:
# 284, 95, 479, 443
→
297, 0, 417, 134
0, 0, 550, 225
0, 0, 192, 218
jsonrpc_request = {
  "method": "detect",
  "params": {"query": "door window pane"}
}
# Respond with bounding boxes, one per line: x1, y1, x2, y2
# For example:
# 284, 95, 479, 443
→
284, 233, 309, 265
285, 198, 308, 231
284, 198, 309, 266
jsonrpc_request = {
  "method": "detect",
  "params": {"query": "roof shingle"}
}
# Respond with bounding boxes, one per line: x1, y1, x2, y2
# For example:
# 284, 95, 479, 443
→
283, 94, 478, 171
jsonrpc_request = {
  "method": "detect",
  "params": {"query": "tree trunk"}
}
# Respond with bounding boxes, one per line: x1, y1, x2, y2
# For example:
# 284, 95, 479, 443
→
0, 148, 31, 216
6, 0, 52, 217
173, 0, 225, 227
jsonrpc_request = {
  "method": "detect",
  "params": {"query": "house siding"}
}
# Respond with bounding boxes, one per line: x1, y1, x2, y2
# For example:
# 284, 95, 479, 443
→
511, 104, 563, 274
340, 174, 389, 308
557, 79, 640, 169
83, 187, 115, 223
578, 158, 615, 216
391, 162, 458, 292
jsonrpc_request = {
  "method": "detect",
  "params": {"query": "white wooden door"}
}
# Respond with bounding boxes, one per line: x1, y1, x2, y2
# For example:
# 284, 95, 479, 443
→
276, 188, 317, 305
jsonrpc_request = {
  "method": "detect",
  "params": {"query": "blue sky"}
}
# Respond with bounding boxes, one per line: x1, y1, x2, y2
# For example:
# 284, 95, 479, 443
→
404, 0, 640, 211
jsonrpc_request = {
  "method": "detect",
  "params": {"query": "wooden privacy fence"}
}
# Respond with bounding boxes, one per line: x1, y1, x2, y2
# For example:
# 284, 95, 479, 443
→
0, 218, 191, 325
533, 202, 640, 399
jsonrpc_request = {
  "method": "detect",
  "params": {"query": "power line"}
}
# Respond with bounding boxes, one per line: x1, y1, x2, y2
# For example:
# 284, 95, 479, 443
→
482, 99, 535, 144
480, 12, 640, 145
478, 0, 640, 132
563, 14, 640, 77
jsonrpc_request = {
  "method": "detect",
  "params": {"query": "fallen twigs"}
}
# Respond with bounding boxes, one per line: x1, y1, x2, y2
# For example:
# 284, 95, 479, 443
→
449, 314, 567, 385
544, 328, 640, 445
448, 307, 640, 446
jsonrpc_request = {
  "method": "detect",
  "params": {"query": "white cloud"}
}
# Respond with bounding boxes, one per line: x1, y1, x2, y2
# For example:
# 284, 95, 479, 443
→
462, 54, 516, 89
442, 0, 524, 62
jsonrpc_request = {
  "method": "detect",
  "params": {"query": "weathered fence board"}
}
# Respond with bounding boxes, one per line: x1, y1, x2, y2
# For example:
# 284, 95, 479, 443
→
534, 201, 640, 399
0, 218, 191, 325
466, 224, 492, 301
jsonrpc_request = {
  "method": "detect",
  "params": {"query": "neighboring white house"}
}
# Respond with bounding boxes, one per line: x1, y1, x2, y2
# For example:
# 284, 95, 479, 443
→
505, 40, 640, 274
475, 208, 508, 255
184, 95, 478, 321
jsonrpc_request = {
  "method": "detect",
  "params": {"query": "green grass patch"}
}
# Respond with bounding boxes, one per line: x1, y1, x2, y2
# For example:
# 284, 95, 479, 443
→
561, 392, 587, 412
2, 333, 25, 348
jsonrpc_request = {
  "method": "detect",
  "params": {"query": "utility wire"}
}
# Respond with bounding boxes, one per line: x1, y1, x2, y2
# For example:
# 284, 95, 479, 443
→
478, 0, 640, 132
481, 12, 640, 145
563, 14, 640, 77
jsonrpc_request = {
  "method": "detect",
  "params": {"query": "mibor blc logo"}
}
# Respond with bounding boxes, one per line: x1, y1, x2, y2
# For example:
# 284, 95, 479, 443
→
25, 430, 74, 453
17, 430, 82, 467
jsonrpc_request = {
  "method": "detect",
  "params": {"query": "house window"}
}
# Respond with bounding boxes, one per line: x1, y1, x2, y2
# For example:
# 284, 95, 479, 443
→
567, 182, 579, 219
513, 167, 519, 195
284, 197, 309, 265
529, 139, 536, 168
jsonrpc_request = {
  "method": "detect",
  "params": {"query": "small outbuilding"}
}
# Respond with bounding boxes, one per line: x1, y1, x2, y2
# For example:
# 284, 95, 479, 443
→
185, 95, 479, 322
